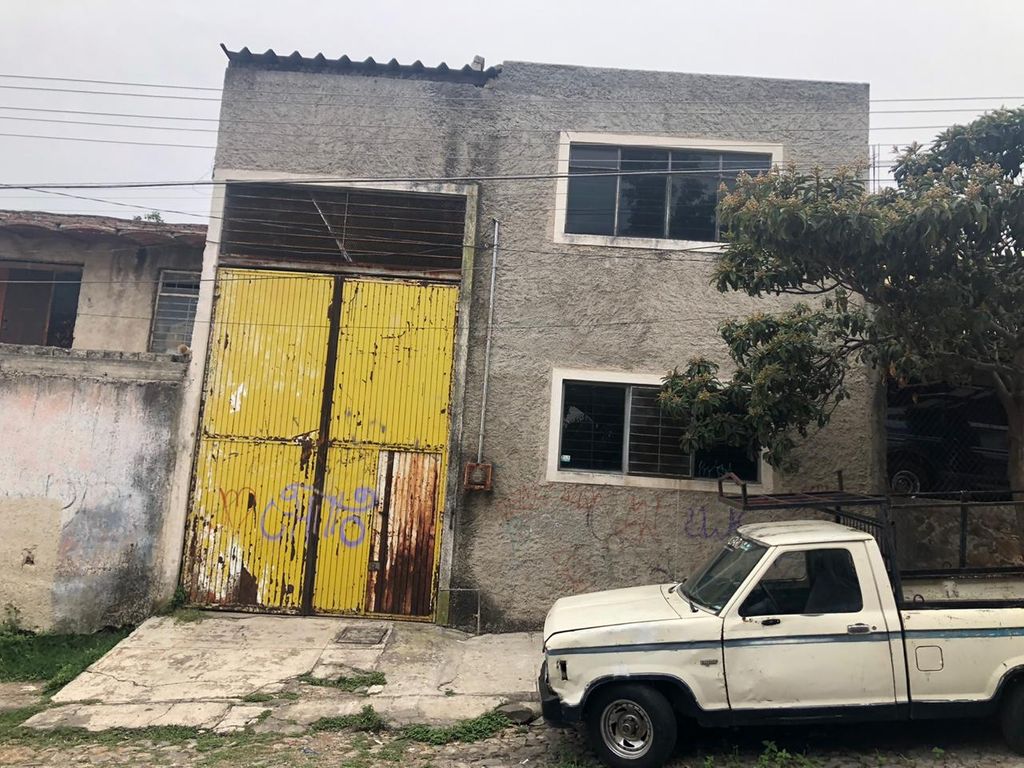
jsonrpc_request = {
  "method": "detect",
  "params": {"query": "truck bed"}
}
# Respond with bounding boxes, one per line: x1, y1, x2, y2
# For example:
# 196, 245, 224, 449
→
901, 573, 1024, 607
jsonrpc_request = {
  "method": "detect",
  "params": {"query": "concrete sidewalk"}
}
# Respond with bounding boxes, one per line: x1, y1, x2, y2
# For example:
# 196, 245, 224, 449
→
26, 613, 541, 733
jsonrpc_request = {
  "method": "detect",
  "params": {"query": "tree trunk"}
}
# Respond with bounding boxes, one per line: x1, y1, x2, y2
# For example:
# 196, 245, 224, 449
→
1008, 411, 1024, 534
990, 370, 1024, 537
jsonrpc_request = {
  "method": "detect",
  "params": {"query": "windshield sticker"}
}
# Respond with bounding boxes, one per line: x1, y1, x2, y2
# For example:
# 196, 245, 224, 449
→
726, 535, 753, 551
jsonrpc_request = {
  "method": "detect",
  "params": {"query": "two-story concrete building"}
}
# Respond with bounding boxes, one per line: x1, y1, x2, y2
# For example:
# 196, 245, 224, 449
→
153, 48, 879, 632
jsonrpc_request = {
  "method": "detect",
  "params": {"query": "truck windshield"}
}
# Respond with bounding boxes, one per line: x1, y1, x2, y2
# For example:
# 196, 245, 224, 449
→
680, 535, 767, 613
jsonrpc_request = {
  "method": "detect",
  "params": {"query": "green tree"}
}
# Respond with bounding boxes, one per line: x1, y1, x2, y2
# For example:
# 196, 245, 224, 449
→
660, 108, 1024, 504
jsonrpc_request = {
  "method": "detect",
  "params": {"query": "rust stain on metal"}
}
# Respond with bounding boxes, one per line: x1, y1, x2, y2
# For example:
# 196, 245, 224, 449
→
237, 565, 258, 605
366, 451, 440, 616
298, 434, 315, 475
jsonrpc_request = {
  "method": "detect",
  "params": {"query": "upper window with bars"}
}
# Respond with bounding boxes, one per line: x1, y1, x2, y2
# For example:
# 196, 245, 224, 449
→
562, 143, 773, 243
558, 379, 760, 483
149, 270, 200, 353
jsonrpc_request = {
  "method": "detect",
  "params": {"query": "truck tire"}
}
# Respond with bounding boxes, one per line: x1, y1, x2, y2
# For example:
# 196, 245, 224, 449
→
1001, 681, 1024, 753
888, 456, 930, 494
585, 684, 678, 768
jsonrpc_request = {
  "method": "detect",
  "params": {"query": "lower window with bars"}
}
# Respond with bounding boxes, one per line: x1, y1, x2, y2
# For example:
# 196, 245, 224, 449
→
558, 379, 760, 482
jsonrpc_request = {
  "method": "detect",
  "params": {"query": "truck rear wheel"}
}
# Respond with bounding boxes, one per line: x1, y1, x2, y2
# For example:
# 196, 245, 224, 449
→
586, 684, 677, 768
1001, 681, 1024, 753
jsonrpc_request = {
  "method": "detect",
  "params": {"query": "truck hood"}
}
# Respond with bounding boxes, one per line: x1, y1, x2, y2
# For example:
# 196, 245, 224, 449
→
543, 584, 687, 642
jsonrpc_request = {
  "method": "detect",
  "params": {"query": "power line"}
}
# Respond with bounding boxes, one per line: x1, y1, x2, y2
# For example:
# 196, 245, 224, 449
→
1, 81, 1021, 120
0, 72, 1021, 106
0, 160, 922, 191
0, 73, 223, 92
0, 132, 214, 150
0, 111, 951, 136
0, 105, 219, 121
0, 83, 222, 102
14, 171, 902, 232
0, 104, 1004, 137
0, 115, 969, 148
46, 308, 751, 331
0, 126, 944, 154
0, 115, 219, 133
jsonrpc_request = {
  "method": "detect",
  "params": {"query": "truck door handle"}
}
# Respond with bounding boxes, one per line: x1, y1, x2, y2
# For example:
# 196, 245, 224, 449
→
761, 618, 781, 626
847, 623, 871, 634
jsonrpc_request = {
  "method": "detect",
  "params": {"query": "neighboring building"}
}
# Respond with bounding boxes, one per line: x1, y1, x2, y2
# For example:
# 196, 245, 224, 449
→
153, 48, 880, 632
0, 211, 205, 631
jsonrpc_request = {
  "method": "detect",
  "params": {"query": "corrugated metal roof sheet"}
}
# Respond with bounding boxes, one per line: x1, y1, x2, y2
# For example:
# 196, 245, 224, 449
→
220, 44, 499, 86
0, 210, 207, 247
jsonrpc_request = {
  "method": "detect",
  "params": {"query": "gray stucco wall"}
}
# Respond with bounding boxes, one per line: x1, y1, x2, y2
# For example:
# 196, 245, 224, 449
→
215, 60, 879, 630
0, 230, 202, 354
0, 346, 186, 632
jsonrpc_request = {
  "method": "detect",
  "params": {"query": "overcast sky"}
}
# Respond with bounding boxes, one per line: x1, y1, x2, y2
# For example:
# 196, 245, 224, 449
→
1, 0, 1021, 223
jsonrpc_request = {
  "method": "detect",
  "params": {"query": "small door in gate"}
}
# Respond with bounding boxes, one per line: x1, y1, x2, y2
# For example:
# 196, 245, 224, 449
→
365, 451, 442, 617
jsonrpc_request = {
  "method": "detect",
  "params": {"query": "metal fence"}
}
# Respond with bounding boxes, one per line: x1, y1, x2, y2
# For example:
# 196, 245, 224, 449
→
886, 381, 1009, 494
889, 490, 1024, 574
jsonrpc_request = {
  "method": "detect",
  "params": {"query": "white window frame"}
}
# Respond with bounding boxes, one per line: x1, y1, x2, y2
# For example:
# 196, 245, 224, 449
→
546, 367, 773, 492
148, 269, 201, 353
553, 132, 785, 252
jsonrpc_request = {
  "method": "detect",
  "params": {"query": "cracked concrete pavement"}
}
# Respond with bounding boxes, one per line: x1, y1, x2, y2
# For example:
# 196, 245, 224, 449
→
25, 612, 541, 733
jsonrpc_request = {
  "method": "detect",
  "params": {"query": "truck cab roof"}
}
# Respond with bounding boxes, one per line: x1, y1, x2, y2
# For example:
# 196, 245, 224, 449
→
738, 520, 875, 547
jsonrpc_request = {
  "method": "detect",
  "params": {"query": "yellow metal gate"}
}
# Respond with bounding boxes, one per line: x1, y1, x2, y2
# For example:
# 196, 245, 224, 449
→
182, 269, 458, 618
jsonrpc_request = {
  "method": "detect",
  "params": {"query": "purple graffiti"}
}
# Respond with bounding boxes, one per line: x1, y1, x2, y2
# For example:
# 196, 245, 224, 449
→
256, 483, 377, 546
321, 487, 377, 547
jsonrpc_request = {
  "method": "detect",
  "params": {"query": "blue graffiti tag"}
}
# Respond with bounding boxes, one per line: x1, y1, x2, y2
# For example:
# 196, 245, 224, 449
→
257, 483, 377, 546
259, 483, 312, 542
322, 487, 377, 548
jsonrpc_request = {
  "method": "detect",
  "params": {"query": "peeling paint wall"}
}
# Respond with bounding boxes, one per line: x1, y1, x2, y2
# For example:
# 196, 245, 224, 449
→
214, 60, 881, 629
0, 230, 202, 353
0, 348, 185, 632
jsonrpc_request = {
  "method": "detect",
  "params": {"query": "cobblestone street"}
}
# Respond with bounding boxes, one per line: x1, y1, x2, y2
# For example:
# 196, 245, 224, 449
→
3, 717, 1023, 767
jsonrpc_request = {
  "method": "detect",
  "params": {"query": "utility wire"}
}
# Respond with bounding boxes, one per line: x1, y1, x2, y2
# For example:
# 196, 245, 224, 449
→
0, 161, 917, 191
0, 104, 1000, 139
0, 112, 954, 136
0, 73, 1021, 106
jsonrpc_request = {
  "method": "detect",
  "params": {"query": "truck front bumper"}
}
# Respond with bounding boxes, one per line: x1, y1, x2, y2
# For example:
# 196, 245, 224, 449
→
538, 662, 581, 726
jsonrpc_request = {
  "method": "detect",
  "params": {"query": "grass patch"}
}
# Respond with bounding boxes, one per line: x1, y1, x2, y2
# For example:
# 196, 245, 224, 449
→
310, 705, 387, 733
0, 704, 47, 739
0, 627, 130, 691
252, 709, 272, 726
172, 608, 206, 624
550, 750, 601, 768
400, 710, 509, 745
0, 719, 279, 760
757, 741, 818, 768
298, 669, 386, 691
241, 692, 274, 703
377, 737, 411, 762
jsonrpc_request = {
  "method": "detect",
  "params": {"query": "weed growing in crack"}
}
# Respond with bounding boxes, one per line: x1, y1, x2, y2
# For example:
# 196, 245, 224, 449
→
310, 705, 387, 733
400, 710, 510, 745
241, 692, 274, 703
757, 741, 818, 768
298, 669, 386, 692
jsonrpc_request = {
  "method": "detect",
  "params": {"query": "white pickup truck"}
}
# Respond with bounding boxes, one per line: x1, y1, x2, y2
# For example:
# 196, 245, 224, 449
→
539, 518, 1024, 768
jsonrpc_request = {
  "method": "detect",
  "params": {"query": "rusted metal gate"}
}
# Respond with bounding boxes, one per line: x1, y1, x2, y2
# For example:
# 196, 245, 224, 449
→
183, 269, 458, 618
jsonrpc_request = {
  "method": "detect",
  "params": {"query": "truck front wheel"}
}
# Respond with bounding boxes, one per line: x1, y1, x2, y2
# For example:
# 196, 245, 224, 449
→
1001, 681, 1024, 753
586, 684, 678, 768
